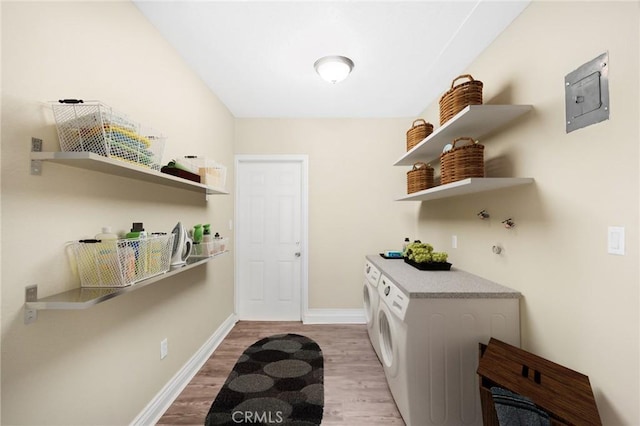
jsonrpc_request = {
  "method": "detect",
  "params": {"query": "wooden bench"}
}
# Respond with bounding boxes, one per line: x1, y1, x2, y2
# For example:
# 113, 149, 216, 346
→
477, 338, 601, 425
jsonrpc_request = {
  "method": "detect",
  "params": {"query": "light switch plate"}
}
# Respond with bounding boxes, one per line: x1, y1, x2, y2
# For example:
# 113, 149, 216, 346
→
160, 338, 168, 360
607, 226, 625, 255
565, 52, 609, 133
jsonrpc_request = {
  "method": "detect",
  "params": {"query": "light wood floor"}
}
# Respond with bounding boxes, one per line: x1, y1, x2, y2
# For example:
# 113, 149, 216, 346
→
158, 321, 404, 425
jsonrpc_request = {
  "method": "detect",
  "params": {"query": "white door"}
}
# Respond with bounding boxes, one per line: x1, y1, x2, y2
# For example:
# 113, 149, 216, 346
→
236, 156, 307, 320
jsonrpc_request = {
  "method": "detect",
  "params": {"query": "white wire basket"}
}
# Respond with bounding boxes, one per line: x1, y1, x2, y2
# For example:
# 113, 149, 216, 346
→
52, 99, 165, 170
191, 237, 229, 258
70, 234, 175, 288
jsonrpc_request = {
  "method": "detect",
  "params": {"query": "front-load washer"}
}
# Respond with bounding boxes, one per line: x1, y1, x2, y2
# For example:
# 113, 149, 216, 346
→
377, 276, 520, 425
363, 260, 382, 361
377, 276, 410, 418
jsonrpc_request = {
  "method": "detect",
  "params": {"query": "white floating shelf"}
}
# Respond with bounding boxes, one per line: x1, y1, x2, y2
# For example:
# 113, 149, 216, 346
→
24, 253, 228, 311
394, 105, 533, 166
31, 151, 228, 196
396, 178, 534, 202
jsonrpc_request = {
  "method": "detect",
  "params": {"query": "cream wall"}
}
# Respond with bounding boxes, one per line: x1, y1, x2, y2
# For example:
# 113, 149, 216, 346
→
415, 2, 638, 424
2, 1, 638, 425
1, 2, 235, 425
235, 119, 419, 309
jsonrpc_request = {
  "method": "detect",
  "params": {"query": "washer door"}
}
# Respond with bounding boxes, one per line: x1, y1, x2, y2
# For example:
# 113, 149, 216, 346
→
378, 302, 400, 377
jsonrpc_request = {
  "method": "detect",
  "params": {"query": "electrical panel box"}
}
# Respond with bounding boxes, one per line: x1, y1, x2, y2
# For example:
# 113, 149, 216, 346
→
565, 52, 609, 133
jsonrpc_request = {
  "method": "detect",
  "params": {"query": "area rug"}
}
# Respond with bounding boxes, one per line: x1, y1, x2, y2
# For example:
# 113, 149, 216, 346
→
205, 333, 324, 426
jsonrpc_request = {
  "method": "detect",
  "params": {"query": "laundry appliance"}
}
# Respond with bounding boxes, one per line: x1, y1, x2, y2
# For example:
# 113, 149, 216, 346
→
363, 260, 382, 361
170, 222, 192, 266
377, 276, 520, 425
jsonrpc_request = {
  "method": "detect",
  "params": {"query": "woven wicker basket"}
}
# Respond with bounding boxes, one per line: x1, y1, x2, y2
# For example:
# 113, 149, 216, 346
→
407, 162, 434, 194
406, 119, 434, 151
440, 137, 484, 185
439, 74, 483, 125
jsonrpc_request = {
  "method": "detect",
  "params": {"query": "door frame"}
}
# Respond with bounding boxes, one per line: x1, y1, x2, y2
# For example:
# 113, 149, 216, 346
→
234, 154, 309, 320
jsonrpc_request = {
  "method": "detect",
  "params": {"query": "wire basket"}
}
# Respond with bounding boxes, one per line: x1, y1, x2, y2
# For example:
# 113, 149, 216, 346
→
407, 162, 434, 193
70, 234, 175, 287
439, 74, 483, 125
191, 237, 230, 258
52, 99, 165, 170
440, 137, 484, 185
406, 119, 434, 151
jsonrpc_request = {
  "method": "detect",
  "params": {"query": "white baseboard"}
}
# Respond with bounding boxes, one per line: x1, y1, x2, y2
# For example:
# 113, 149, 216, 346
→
130, 313, 238, 426
302, 308, 366, 324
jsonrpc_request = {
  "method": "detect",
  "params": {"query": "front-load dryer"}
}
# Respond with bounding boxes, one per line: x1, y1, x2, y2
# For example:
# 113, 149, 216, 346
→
363, 260, 382, 361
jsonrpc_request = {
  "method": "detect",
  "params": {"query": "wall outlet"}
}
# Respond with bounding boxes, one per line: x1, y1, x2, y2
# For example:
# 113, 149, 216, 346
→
160, 338, 168, 360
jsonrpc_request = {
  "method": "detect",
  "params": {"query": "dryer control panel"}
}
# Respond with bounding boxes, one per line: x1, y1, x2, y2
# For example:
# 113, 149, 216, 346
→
364, 261, 381, 287
378, 274, 409, 321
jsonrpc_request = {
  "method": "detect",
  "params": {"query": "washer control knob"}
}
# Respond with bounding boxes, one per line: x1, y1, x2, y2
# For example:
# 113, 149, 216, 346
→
384, 286, 391, 296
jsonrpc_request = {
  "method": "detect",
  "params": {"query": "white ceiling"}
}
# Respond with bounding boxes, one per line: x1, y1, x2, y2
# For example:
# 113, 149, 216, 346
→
134, 1, 530, 118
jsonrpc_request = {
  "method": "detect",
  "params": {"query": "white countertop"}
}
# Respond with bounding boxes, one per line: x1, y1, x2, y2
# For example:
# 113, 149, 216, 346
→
367, 254, 521, 299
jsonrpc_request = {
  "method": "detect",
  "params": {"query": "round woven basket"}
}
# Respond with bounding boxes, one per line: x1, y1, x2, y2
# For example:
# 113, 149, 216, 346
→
440, 137, 484, 185
406, 119, 434, 151
439, 74, 483, 125
407, 162, 434, 194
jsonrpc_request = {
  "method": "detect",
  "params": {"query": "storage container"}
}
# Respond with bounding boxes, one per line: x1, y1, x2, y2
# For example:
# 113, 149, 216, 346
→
440, 137, 484, 185
407, 162, 434, 194
52, 100, 165, 170
478, 338, 602, 425
70, 234, 174, 287
190, 237, 229, 258
180, 156, 227, 189
406, 119, 434, 151
439, 74, 483, 125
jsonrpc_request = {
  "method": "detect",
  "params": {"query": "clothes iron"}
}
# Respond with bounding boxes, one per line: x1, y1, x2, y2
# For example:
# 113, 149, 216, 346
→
170, 222, 192, 266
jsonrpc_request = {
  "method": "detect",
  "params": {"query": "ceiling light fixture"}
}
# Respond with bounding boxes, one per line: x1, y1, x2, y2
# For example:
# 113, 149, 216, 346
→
314, 55, 354, 84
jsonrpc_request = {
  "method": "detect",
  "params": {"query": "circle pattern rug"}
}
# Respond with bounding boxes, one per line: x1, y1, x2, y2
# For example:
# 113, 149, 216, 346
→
205, 334, 324, 425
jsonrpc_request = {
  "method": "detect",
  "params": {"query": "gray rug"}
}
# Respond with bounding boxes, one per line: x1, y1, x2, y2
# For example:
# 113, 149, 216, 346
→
205, 333, 324, 425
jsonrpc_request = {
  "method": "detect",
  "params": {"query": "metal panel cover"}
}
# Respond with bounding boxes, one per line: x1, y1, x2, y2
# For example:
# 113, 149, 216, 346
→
565, 52, 609, 133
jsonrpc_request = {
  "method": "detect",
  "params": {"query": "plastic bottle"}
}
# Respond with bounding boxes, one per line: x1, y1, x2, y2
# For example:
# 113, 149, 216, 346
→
126, 222, 146, 239
403, 237, 410, 253
95, 227, 120, 286
96, 226, 119, 241
212, 232, 221, 254
126, 222, 147, 278
214, 232, 227, 253
202, 224, 212, 241
202, 224, 213, 256
148, 232, 167, 274
122, 246, 136, 283
193, 224, 203, 243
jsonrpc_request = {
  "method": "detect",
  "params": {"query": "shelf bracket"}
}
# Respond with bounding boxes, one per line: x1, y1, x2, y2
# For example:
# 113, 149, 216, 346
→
24, 285, 38, 324
30, 137, 43, 175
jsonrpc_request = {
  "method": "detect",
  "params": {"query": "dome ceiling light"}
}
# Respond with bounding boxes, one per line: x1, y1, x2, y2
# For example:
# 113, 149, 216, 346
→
313, 55, 354, 84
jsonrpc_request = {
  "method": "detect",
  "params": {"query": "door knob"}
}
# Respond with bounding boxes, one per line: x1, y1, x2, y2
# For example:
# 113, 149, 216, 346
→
295, 252, 301, 257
